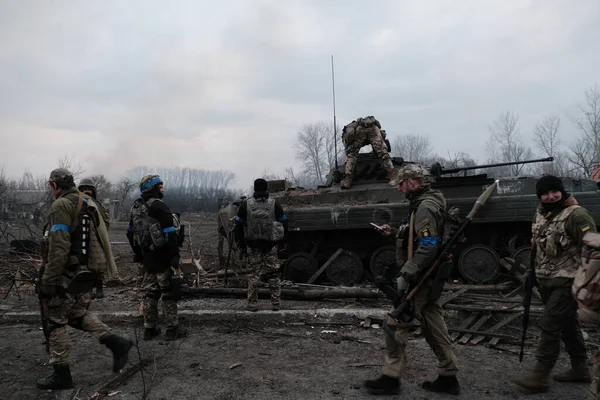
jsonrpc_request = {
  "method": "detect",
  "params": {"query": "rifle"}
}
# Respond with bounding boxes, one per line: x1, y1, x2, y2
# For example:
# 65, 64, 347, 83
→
377, 180, 499, 323
519, 244, 537, 362
38, 232, 50, 354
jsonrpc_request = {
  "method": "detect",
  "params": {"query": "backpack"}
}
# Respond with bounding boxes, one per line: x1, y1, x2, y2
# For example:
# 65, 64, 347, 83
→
573, 231, 600, 315
65, 194, 107, 275
245, 197, 284, 242
130, 198, 182, 250
421, 199, 462, 247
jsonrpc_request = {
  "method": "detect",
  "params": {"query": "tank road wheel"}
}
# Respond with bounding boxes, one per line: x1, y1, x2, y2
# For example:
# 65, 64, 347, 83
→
457, 244, 500, 283
283, 252, 319, 283
511, 245, 532, 273
369, 245, 397, 279
326, 250, 364, 286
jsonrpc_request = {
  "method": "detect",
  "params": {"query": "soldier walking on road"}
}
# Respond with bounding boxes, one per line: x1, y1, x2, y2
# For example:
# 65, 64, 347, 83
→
364, 164, 460, 395
234, 178, 288, 311
514, 175, 595, 393
78, 177, 110, 299
126, 174, 187, 341
36, 168, 132, 390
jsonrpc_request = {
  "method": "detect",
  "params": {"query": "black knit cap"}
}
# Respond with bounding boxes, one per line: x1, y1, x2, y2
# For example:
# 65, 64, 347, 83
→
536, 175, 565, 199
254, 178, 268, 192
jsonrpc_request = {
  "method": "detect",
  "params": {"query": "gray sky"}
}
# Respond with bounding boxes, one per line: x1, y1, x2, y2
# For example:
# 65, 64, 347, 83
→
1, 0, 599, 189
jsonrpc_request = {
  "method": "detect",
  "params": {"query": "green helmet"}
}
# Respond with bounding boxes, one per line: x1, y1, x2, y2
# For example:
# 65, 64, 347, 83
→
78, 177, 96, 191
139, 174, 162, 193
49, 168, 75, 188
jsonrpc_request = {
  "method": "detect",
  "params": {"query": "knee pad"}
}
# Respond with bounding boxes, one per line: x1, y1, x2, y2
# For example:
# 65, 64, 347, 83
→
68, 317, 84, 330
145, 291, 161, 301
48, 321, 66, 334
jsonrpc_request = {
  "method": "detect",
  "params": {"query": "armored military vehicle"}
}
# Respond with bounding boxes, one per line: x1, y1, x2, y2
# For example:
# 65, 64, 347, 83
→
271, 153, 600, 286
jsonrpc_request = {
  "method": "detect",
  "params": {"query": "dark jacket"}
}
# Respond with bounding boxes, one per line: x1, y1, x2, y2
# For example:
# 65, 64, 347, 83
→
127, 193, 179, 273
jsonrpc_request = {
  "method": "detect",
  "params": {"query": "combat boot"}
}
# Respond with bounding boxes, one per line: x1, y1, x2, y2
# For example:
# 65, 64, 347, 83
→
165, 326, 188, 341
364, 374, 400, 395
272, 303, 280, 311
340, 174, 354, 190
552, 358, 592, 383
421, 375, 460, 395
94, 281, 104, 299
513, 361, 553, 393
143, 326, 161, 340
36, 364, 74, 390
100, 333, 134, 373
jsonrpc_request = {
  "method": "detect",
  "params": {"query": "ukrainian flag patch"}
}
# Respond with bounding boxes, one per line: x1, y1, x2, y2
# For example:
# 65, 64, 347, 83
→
581, 224, 591, 232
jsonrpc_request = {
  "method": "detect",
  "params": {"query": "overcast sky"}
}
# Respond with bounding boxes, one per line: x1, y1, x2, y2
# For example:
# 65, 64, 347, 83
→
1, 0, 599, 189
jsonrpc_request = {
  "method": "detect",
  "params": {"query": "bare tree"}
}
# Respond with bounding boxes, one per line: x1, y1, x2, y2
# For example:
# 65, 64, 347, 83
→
532, 115, 570, 176
566, 84, 600, 177
293, 121, 342, 185
392, 134, 433, 163
486, 111, 534, 176
57, 155, 85, 179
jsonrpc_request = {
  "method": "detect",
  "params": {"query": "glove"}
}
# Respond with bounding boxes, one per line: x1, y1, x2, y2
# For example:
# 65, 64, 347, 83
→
400, 261, 420, 282
39, 284, 58, 298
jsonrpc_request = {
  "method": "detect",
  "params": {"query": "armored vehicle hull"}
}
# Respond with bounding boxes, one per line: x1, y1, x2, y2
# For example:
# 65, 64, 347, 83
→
272, 154, 600, 285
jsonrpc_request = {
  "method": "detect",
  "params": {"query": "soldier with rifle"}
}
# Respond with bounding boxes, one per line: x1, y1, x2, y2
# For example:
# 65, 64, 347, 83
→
514, 175, 595, 393
364, 164, 463, 395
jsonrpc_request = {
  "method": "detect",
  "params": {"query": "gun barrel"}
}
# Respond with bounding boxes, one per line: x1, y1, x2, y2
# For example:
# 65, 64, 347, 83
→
440, 156, 554, 175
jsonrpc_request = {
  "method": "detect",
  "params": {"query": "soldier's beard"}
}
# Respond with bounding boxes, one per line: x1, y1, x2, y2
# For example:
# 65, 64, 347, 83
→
405, 183, 431, 201
541, 192, 568, 213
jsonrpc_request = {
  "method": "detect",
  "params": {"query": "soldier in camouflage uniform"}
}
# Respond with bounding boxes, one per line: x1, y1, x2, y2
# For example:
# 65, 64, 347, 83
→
341, 116, 397, 189
126, 175, 187, 341
78, 177, 110, 299
514, 175, 595, 393
234, 178, 288, 311
36, 168, 132, 390
364, 164, 460, 396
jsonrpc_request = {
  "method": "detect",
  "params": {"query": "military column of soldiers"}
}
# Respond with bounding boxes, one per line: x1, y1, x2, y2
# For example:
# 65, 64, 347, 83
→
35, 116, 600, 397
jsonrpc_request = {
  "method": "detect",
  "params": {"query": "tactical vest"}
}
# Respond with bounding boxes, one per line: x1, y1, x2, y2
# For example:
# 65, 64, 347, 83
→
130, 197, 181, 250
573, 231, 600, 323
532, 205, 581, 279
62, 193, 107, 274
245, 197, 284, 242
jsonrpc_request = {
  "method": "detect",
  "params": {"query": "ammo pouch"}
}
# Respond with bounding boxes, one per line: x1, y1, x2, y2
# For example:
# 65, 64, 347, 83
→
429, 259, 454, 301
62, 265, 98, 294
170, 271, 182, 301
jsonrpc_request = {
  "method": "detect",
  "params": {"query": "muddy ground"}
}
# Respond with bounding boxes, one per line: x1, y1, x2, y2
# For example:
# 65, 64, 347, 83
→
0, 214, 597, 399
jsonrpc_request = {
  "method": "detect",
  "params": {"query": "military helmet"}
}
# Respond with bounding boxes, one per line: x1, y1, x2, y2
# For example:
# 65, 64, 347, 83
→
139, 174, 162, 193
78, 177, 96, 191
390, 164, 427, 186
48, 168, 75, 187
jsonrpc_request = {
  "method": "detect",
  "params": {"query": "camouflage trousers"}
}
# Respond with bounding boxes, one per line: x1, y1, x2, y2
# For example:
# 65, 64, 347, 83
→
345, 126, 394, 176
590, 351, 600, 399
382, 285, 459, 378
247, 246, 281, 307
142, 269, 179, 329
47, 291, 111, 365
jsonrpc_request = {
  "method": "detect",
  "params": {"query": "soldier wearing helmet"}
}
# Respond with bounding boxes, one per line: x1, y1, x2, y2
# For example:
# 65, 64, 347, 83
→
364, 163, 460, 395
36, 168, 132, 390
340, 116, 397, 189
126, 174, 187, 341
78, 177, 110, 299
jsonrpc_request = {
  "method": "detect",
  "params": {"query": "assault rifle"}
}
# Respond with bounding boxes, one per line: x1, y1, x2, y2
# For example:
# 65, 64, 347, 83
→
375, 180, 499, 323
520, 244, 537, 362
38, 233, 50, 354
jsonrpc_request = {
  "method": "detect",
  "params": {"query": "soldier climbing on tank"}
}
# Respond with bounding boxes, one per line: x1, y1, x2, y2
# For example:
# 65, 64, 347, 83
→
341, 116, 397, 189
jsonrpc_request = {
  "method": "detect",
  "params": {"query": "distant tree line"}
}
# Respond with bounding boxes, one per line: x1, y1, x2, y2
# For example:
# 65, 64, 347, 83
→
286, 83, 600, 187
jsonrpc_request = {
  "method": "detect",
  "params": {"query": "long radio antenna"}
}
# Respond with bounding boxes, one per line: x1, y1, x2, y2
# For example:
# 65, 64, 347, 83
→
331, 54, 338, 169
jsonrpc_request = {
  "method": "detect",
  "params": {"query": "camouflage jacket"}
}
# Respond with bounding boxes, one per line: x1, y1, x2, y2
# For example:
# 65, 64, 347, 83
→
399, 188, 445, 280
96, 200, 110, 229
532, 195, 597, 280
41, 187, 81, 285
